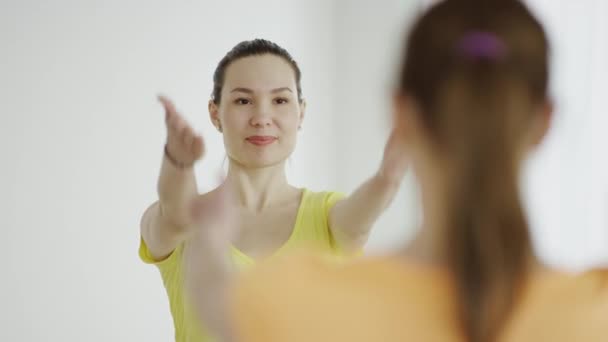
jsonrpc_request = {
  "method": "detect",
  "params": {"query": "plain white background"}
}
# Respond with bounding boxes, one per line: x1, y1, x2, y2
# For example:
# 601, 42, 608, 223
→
1, 0, 606, 341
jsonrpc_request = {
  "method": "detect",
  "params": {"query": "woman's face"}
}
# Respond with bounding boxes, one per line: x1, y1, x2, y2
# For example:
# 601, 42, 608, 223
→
210, 54, 304, 169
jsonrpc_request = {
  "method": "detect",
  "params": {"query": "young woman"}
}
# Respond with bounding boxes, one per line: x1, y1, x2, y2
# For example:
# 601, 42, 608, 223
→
139, 39, 408, 342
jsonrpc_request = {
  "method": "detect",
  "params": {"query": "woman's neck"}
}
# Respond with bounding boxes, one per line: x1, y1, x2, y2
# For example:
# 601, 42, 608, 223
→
400, 165, 451, 265
225, 159, 297, 212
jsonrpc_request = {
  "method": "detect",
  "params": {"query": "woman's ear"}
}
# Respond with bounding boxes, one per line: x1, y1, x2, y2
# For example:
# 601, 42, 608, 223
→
298, 99, 306, 130
209, 100, 222, 132
530, 99, 553, 147
392, 92, 421, 143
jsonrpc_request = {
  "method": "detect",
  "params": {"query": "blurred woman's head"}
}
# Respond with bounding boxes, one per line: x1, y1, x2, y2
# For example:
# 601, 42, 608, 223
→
396, 0, 550, 179
393, 1, 552, 341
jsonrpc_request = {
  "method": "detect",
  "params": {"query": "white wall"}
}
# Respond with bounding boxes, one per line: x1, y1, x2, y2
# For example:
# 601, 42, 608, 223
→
524, 0, 608, 269
335, 0, 608, 268
2, 0, 607, 341
332, 0, 422, 252
0, 1, 336, 341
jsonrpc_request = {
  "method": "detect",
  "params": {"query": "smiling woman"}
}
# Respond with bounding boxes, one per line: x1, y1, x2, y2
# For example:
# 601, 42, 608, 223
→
209, 52, 303, 169
138, 38, 410, 342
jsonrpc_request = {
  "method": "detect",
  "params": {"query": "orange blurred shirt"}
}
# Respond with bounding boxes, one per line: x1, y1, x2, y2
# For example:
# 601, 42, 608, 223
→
233, 254, 608, 342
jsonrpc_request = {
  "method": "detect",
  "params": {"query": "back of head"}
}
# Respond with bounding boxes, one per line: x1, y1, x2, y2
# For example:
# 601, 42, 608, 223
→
398, 1, 549, 341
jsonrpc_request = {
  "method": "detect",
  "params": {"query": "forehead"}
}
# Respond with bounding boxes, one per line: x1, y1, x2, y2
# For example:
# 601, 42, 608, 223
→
223, 54, 296, 92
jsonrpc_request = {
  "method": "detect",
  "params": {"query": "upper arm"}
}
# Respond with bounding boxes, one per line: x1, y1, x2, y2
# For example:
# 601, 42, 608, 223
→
326, 193, 369, 253
329, 203, 370, 253
140, 201, 189, 261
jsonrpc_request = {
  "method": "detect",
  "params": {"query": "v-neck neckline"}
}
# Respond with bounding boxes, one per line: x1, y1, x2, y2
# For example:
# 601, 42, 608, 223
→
230, 188, 308, 264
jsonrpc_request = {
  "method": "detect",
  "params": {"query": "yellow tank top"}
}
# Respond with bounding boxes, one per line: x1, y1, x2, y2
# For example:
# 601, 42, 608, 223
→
139, 189, 345, 342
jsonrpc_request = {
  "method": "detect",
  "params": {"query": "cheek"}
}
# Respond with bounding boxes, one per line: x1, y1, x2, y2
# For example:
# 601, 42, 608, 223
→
276, 108, 301, 130
221, 109, 249, 129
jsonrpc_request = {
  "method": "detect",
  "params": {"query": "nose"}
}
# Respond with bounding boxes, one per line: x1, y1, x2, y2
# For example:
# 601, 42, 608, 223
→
250, 103, 273, 128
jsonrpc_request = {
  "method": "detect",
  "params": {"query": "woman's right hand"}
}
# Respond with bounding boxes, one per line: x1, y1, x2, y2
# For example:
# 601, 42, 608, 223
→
141, 95, 209, 261
158, 95, 205, 167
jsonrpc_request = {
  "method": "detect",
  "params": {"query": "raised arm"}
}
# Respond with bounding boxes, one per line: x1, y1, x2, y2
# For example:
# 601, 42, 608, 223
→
329, 129, 408, 252
140, 95, 205, 260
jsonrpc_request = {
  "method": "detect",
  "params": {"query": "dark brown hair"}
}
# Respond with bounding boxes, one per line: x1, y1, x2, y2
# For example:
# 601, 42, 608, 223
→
399, 1, 549, 341
212, 38, 303, 104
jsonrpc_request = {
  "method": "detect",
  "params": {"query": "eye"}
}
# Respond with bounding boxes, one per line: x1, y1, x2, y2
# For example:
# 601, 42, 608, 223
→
274, 98, 289, 104
234, 98, 251, 105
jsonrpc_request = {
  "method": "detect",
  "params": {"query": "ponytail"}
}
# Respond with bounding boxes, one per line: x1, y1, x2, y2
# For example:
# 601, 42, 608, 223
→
442, 72, 533, 342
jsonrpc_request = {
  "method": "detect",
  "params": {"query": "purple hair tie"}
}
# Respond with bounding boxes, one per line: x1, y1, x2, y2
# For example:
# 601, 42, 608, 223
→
457, 31, 507, 61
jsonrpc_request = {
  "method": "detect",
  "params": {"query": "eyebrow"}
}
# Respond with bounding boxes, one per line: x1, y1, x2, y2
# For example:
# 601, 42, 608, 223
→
230, 87, 293, 94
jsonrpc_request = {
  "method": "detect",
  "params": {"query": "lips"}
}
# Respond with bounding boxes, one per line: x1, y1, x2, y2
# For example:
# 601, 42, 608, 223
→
245, 136, 277, 146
